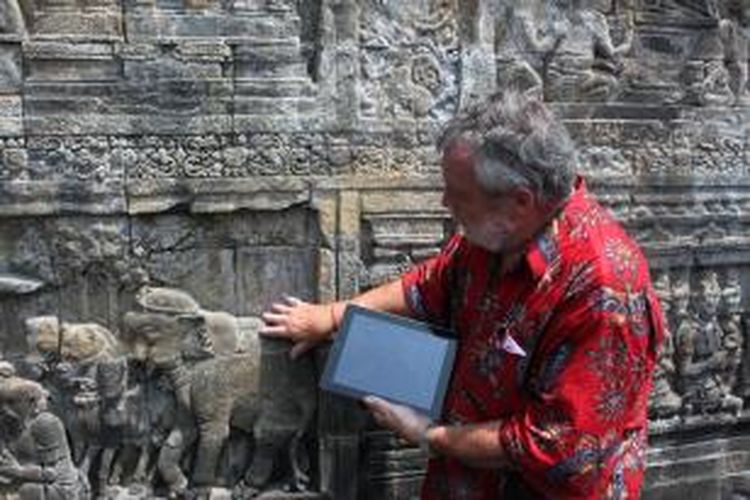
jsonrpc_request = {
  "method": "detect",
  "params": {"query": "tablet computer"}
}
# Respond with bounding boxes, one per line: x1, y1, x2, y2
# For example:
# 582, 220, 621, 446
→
320, 304, 457, 420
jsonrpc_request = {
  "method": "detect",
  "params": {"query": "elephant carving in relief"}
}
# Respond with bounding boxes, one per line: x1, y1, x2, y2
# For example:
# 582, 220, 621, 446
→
122, 286, 317, 497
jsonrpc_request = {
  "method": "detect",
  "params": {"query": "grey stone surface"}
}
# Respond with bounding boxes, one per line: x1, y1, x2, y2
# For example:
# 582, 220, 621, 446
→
0, 1, 747, 498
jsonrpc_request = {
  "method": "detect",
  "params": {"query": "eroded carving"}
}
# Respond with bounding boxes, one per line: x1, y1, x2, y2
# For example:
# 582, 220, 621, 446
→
674, 270, 743, 414
10, 222, 148, 291
0, 365, 89, 500
0, 0, 25, 36
719, 1, 750, 104
22, 316, 149, 498
500, 0, 633, 101
682, 59, 734, 106
720, 269, 743, 393
360, 0, 457, 47
0, 279, 318, 499
648, 270, 682, 419
359, 44, 457, 122
122, 286, 316, 498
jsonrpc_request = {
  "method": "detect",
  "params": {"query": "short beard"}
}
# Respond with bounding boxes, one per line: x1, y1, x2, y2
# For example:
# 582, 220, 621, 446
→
461, 220, 510, 253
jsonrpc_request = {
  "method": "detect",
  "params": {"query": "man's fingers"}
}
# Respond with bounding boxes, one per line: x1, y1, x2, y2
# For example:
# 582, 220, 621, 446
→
363, 395, 388, 407
270, 302, 293, 314
262, 311, 287, 324
364, 395, 401, 413
258, 324, 288, 337
364, 399, 389, 425
284, 295, 305, 306
363, 396, 393, 421
261, 295, 323, 359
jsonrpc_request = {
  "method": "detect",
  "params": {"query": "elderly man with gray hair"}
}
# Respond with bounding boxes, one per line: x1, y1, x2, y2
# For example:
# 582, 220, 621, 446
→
262, 89, 664, 499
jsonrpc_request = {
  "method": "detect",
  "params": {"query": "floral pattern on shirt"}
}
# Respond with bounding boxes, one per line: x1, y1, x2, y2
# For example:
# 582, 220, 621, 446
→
401, 177, 663, 500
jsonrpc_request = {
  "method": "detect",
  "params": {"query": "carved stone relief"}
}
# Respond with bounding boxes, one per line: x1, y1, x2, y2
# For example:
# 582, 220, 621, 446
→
0, 138, 26, 180
359, 0, 457, 48
648, 270, 683, 419
497, 1, 634, 102
645, 267, 747, 421
0, 210, 321, 499
495, 0, 750, 107
120, 285, 316, 498
0, 285, 314, 499
358, 0, 458, 122
719, 1, 750, 104
0, 2, 749, 499
359, 45, 458, 121
0, 367, 89, 500
27, 0, 121, 39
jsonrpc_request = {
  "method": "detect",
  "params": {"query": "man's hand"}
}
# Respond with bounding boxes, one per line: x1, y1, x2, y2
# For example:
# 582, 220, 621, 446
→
363, 396, 431, 444
260, 296, 336, 359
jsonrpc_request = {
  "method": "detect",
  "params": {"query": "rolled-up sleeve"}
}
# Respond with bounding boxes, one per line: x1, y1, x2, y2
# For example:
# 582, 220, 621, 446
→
400, 234, 464, 325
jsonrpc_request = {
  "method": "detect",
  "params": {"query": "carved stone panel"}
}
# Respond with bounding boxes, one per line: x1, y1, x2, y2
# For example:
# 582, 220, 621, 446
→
0, 2, 749, 499
0, 207, 323, 498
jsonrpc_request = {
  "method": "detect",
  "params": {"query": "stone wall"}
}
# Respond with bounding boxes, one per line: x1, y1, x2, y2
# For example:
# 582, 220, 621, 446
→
0, 0, 750, 498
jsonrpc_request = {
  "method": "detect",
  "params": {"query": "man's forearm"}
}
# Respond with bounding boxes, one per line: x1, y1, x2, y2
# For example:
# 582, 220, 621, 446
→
427, 421, 510, 469
330, 279, 411, 329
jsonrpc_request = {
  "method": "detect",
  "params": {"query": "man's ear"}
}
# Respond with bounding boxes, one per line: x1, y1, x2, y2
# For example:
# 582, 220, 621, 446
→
510, 187, 536, 213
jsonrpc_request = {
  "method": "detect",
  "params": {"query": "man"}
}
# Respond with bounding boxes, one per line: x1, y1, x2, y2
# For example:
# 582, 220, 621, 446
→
261, 90, 664, 499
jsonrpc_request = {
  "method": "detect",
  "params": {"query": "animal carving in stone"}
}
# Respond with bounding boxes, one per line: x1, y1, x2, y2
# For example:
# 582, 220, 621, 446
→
25, 316, 120, 365
22, 317, 149, 497
122, 286, 317, 497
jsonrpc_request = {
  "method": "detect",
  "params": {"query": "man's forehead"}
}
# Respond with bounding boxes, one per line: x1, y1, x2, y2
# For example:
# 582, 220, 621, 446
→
442, 142, 481, 193
444, 137, 473, 157
442, 139, 476, 171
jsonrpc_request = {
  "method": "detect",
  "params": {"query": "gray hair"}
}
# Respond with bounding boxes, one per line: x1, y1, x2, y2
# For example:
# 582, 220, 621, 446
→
437, 90, 576, 203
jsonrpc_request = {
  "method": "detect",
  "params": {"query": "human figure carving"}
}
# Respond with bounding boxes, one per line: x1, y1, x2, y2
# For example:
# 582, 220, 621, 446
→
0, 369, 88, 499
510, 0, 634, 101
719, 0, 750, 104
674, 272, 742, 414
721, 269, 744, 392
648, 271, 682, 418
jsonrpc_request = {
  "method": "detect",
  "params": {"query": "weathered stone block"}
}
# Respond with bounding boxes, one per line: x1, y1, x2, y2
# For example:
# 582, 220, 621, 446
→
236, 246, 317, 316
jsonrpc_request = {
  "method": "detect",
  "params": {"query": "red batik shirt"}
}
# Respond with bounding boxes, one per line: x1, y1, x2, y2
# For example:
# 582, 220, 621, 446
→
401, 178, 664, 500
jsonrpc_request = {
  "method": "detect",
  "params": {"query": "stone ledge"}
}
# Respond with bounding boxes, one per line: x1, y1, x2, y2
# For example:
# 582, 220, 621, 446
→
0, 179, 126, 215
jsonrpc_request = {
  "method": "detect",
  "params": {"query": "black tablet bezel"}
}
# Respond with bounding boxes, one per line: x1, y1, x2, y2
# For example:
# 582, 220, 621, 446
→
320, 304, 457, 420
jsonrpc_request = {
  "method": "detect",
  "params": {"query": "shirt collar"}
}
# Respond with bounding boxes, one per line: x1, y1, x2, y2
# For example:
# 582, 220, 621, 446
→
524, 176, 586, 281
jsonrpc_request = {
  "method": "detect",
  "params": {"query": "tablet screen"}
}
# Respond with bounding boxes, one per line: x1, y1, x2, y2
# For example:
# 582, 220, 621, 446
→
320, 304, 456, 419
